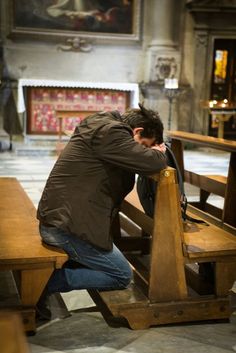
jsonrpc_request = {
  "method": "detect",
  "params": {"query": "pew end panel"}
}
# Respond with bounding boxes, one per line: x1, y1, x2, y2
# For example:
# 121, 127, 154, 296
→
93, 167, 236, 330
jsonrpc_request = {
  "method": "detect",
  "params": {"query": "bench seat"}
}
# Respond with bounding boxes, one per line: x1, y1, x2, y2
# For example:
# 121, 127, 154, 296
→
183, 211, 236, 259
0, 218, 66, 267
0, 177, 68, 332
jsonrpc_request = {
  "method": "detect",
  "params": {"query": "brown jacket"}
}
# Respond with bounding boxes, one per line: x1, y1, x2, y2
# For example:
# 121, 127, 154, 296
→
37, 111, 166, 250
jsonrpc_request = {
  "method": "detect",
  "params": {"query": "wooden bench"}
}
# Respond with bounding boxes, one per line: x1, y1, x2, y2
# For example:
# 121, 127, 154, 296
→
0, 177, 68, 333
167, 131, 236, 228
0, 312, 30, 353
90, 168, 236, 329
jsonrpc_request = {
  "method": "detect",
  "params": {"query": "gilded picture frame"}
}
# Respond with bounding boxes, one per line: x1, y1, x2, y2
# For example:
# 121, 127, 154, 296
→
8, 0, 142, 43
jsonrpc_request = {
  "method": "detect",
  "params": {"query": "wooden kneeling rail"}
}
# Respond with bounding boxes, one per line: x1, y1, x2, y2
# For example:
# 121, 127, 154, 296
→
184, 171, 227, 198
0, 178, 68, 333
92, 168, 236, 330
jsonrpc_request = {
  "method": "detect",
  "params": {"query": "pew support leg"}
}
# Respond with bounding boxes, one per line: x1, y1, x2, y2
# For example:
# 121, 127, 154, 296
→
14, 266, 55, 332
215, 261, 236, 297
200, 189, 210, 209
20, 267, 54, 306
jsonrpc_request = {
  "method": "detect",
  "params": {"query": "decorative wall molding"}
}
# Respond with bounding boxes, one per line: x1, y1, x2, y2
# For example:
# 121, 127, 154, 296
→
186, 0, 236, 30
195, 32, 208, 48
154, 57, 178, 82
58, 37, 92, 53
186, 0, 236, 10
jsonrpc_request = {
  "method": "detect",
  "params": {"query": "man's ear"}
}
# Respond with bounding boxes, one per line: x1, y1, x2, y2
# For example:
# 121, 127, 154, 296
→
132, 127, 144, 136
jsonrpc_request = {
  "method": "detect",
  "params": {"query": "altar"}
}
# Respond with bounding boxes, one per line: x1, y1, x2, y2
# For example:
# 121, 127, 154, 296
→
17, 79, 139, 137
210, 107, 236, 138
201, 100, 236, 139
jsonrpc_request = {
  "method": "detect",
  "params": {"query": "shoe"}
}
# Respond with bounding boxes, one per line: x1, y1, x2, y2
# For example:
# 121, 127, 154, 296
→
36, 288, 52, 321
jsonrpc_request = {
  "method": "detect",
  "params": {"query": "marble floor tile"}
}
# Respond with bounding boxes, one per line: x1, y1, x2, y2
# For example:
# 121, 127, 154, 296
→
28, 312, 236, 353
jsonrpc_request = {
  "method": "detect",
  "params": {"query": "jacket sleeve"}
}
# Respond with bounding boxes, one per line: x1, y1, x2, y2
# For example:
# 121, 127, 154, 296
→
91, 124, 167, 175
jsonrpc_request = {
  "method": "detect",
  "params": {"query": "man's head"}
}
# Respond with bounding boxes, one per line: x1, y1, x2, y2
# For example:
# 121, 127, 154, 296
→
122, 103, 164, 147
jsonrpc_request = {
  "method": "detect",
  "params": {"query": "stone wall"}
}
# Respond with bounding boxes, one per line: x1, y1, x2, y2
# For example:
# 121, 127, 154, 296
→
3, 1, 235, 140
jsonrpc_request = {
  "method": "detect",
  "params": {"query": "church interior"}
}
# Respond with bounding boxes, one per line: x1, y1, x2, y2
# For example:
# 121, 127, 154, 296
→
0, 1, 236, 352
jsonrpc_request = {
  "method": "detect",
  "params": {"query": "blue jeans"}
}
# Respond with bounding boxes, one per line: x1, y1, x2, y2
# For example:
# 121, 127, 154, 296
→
39, 224, 132, 294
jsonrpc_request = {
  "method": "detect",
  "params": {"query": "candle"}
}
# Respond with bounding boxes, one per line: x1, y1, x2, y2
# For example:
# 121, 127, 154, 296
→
164, 78, 179, 89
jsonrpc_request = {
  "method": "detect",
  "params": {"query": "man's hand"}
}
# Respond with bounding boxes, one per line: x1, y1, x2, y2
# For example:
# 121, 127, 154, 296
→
151, 143, 166, 153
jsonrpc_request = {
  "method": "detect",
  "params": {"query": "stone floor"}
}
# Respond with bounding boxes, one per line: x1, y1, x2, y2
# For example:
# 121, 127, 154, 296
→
0, 146, 236, 353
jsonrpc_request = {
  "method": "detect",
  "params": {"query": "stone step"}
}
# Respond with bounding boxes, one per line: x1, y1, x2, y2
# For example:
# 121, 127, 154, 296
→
15, 146, 56, 156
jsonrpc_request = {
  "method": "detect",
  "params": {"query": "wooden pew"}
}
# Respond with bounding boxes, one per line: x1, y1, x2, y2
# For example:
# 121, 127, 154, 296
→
0, 178, 68, 333
0, 312, 30, 353
90, 168, 236, 330
167, 131, 236, 228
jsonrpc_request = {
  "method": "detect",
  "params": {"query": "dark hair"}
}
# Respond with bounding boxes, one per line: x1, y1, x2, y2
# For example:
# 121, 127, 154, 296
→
122, 103, 164, 144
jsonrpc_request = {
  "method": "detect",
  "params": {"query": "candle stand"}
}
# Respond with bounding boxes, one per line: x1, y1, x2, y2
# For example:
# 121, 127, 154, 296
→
164, 87, 182, 131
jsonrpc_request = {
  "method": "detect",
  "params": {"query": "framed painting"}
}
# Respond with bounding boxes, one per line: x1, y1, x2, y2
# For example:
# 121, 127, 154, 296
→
8, 0, 142, 43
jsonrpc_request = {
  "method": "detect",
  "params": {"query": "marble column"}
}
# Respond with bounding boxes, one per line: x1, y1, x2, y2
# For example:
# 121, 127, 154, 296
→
146, 0, 182, 84
192, 30, 210, 134
150, 0, 176, 47
142, 0, 183, 131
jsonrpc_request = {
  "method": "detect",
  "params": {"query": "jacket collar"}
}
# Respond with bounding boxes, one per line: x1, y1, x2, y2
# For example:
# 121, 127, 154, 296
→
109, 110, 122, 121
